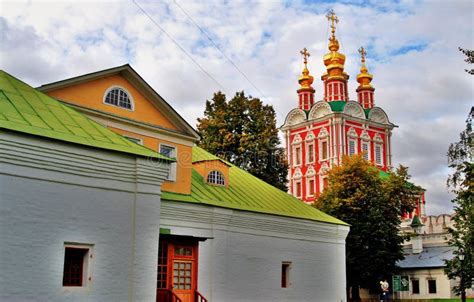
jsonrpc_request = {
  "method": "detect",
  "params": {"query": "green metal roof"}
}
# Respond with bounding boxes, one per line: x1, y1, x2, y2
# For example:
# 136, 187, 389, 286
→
0, 70, 172, 161
162, 146, 347, 225
328, 101, 346, 112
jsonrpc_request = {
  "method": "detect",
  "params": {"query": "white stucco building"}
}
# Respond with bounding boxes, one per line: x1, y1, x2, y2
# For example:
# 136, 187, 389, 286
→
0, 68, 349, 302
397, 214, 474, 300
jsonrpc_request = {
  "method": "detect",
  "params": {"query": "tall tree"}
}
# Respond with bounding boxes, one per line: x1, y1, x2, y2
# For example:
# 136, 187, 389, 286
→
459, 47, 474, 75
313, 155, 418, 301
444, 109, 473, 302
197, 91, 288, 190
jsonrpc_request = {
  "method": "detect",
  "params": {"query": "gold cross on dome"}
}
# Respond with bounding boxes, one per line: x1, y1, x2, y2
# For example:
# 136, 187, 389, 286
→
326, 9, 339, 36
358, 46, 367, 62
300, 47, 310, 65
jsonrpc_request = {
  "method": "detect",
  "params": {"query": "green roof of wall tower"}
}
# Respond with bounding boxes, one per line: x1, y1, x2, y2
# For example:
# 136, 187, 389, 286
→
0, 70, 172, 160
162, 146, 347, 225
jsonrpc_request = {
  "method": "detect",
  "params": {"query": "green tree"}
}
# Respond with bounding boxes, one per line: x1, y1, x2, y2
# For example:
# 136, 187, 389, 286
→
313, 155, 418, 301
197, 91, 288, 190
444, 109, 474, 302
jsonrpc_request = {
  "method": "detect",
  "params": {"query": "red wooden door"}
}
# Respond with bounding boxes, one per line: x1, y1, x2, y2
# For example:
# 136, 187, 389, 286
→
157, 238, 198, 302
172, 260, 195, 302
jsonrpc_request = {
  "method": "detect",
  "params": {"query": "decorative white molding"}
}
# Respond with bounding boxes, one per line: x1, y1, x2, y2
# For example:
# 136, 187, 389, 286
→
305, 165, 316, 177
292, 134, 303, 145
318, 163, 329, 175
160, 201, 349, 243
308, 101, 332, 120
0, 132, 169, 194
374, 133, 383, 143
305, 131, 315, 142
368, 107, 389, 124
292, 168, 303, 180
360, 130, 371, 141
343, 101, 365, 119
347, 127, 358, 138
283, 108, 306, 127
318, 127, 329, 139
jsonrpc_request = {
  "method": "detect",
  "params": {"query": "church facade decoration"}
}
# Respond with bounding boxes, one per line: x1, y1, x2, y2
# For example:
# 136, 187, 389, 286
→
281, 9, 425, 220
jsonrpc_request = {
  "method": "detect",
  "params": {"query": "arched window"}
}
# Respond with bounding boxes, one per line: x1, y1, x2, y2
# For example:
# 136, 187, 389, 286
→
104, 87, 133, 110
207, 170, 225, 186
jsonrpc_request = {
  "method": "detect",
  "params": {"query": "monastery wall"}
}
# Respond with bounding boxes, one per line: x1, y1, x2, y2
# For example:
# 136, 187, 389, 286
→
160, 201, 349, 302
0, 131, 169, 302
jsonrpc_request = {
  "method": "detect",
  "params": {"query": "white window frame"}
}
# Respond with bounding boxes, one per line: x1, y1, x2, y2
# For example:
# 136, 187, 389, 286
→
348, 138, 357, 156
63, 243, 93, 289
361, 141, 370, 160
319, 139, 329, 162
294, 180, 302, 198
159, 143, 177, 182
207, 170, 225, 186
293, 145, 302, 166
103, 86, 134, 111
306, 176, 316, 197
306, 142, 315, 164
375, 143, 384, 166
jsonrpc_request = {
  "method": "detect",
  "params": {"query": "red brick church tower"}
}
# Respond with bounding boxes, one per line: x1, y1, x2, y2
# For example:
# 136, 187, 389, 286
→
281, 10, 396, 204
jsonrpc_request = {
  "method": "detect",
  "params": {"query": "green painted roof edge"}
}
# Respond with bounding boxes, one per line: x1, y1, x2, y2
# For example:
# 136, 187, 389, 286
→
162, 147, 348, 226
0, 70, 174, 161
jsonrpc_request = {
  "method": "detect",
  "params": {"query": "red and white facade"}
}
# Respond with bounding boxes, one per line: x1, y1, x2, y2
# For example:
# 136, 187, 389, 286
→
282, 30, 425, 218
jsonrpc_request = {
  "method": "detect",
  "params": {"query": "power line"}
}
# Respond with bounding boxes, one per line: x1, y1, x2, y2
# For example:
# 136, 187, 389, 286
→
132, 0, 227, 91
171, 0, 269, 101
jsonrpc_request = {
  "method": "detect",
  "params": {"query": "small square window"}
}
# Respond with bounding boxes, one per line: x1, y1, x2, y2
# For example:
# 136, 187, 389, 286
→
428, 279, 437, 294
63, 246, 90, 287
281, 262, 292, 288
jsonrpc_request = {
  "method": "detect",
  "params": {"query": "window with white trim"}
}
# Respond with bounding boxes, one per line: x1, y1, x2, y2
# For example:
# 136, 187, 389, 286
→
295, 146, 302, 166
319, 140, 328, 161
160, 144, 177, 181
375, 143, 383, 166
207, 170, 225, 186
295, 181, 302, 198
306, 142, 315, 163
104, 87, 133, 110
348, 139, 357, 156
307, 178, 315, 196
362, 141, 370, 160
321, 176, 328, 192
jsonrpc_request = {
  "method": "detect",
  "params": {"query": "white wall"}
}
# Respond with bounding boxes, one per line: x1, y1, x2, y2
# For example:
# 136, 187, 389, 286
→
160, 201, 349, 302
0, 131, 169, 302
397, 268, 454, 299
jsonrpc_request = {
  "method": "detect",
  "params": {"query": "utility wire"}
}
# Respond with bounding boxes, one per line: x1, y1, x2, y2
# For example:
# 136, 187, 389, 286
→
171, 0, 269, 101
132, 0, 227, 91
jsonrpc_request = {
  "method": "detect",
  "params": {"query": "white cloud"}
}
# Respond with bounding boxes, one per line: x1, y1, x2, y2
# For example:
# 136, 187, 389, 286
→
1, 0, 472, 215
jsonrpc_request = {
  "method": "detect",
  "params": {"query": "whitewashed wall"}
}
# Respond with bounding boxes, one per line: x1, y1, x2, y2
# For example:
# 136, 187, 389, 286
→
160, 201, 349, 302
0, 131, 169, 302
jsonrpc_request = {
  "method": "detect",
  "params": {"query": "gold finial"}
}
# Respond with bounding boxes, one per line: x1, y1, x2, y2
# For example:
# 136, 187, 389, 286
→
300, 47, 310, 67
298, 48, 314, 91
358, 46, 367, 63
326, 9, 339, 39
357, 46, 373, 90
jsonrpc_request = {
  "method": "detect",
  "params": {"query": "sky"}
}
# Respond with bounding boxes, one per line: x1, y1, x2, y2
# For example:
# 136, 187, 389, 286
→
1, 0, 473, 215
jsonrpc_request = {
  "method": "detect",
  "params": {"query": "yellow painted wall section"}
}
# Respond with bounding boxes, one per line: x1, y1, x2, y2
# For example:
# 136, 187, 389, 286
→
45, 75, 179, 131
193, 161, 230, 188
108, 127, 192, 195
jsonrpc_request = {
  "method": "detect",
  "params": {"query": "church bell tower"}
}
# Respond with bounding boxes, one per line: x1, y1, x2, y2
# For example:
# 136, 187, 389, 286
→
281, 10, 395, 204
